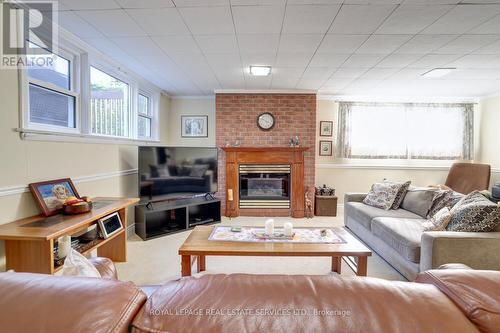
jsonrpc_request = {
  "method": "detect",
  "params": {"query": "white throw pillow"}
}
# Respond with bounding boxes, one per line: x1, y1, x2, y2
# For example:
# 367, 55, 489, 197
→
422, 207, 452, 231
61, 249, 101, 278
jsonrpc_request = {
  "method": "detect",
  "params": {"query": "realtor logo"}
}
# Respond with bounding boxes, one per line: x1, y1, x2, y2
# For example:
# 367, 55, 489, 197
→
1, 0, 58, 69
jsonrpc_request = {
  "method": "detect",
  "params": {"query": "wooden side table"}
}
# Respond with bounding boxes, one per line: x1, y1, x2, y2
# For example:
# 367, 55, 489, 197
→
315, 195, 338, 216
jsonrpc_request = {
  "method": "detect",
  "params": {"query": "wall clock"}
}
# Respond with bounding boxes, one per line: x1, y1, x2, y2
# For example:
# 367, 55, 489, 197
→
257, 112, 275, 130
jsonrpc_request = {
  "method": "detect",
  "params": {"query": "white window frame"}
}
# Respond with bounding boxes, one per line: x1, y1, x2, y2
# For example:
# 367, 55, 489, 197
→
20, 44, 81, 135
18, 20, 162, 144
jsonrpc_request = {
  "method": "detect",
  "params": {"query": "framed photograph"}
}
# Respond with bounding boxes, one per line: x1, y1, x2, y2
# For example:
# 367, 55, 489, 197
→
98, 212, 124, 239
181, 115, 208, 138
319, 141, 333, 156
320, 121, 333, 137
29, 178, 80, 216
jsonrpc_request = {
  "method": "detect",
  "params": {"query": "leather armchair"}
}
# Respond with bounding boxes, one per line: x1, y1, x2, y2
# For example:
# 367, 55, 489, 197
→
445, 162, 491, 194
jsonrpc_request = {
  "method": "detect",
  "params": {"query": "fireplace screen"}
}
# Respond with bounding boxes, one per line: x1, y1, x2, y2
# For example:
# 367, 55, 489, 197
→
239, 164, 290, 209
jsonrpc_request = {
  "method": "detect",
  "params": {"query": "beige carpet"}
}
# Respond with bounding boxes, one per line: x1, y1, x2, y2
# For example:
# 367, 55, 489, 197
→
116, 214, 406, 285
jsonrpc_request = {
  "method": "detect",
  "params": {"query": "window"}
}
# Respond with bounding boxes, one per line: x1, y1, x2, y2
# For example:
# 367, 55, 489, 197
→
90, 66, 130, 137
137, 94, 152, 138
337, 102, 474, 160
26, 43, 78, 130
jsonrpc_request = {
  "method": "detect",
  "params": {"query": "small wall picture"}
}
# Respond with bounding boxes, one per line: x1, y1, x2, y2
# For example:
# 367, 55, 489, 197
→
29, 178, 80, 216
319, 141, 333, 156
181, 115, 208, 138
320, 121, 333, 137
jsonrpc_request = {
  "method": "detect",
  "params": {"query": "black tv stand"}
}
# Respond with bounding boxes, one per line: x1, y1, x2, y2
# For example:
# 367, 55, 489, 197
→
135, 197, 221, 240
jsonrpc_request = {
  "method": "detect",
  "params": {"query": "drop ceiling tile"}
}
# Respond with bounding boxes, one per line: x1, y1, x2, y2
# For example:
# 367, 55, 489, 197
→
179, 6, 235, 34
360, 67, 401, 79
447, 55, 500, 69
302, 67, 336, 79
116, 0, 175, 8
288, 0, 343, 4
342, 54, 385, 67
205, 53, 243, 68
356, 34, 412, 54
387, 68, 426, 79
331, 67, 369, 79
152, 35, 201, 54
321, 78, 353, 90
173, 0, 229, 6
58, 11, 104, 38
422, 5, 500, 34
408, 54, 461, 68
394, 35, 457, 54
317, 34, 369, 53
78, 10, 146, 37
237, 34, 280, 53
231, 0, 286, 4
474, 40, 500, 54
275, 52, 314, 67
469, 14, 500, 34
111, 37, 164, 56
283, 5, 341, 33
245, 76, 272, 89
126, 8, 190, 35
232, 5, 285, 33
309, 53, 350, 67
296, 78, 326, 89
59, 0, 120, 10
240, 52, 277, 67
375, 53, 423, 67
82, 38, 130, 58
272, 67, 306, 78
329, 5, 396, 34
444, 68, 500, 80
435, 35, 500, 54
271, 77, 300, 89
278, 34, 324, 53
376, 5, 452, 34
195, 35, 239, 53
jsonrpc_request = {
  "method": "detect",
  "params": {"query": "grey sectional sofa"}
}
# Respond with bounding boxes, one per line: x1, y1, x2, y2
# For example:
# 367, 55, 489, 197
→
344, 193, 500, 281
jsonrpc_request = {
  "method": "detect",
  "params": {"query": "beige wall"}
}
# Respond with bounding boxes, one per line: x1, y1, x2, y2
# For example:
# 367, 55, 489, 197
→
0, 68, 170, 270
167, 97, 215, 147
478, 95, 500, 186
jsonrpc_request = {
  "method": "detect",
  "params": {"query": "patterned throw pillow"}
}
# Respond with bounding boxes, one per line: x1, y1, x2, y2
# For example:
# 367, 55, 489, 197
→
427, 190, 464, 219
363, 182, 402, 210
384, 180, 411, 210
447, 191, 500, 232
423, 207, 452, 231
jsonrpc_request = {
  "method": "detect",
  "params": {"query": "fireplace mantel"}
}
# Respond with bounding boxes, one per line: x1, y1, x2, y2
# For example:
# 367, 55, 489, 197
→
221, 146, 309, 218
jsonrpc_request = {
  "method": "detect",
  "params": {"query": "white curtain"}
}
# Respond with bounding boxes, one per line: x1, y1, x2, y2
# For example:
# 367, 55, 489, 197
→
337, 102, 474, 160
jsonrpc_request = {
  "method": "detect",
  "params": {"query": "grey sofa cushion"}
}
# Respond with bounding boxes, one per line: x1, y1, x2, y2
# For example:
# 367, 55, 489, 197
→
372, 217, 425, 263
401, 187, 438, 218
345, 202, 423, 230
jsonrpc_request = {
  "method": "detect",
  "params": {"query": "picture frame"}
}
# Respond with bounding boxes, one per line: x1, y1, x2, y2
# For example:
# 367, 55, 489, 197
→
320, 121, 333, 137
98, 212, 124, 239
29, 178, 80, 217
319, 141, 333, 156
181, 115, 208, 138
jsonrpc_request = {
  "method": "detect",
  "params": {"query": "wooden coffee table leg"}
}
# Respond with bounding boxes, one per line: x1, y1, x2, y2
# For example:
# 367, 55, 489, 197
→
332, 256, 342, 274
356, 256, 368, 276
197, 255, 206, 272
181, 255, 191, 277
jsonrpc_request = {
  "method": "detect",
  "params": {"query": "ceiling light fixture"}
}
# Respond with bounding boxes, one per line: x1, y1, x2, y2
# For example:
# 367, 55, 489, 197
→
249, 65, 272, 76
421, 67, 456, 78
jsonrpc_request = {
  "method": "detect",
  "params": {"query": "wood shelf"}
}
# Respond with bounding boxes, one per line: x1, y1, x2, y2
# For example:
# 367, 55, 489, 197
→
53, 229, 125, 273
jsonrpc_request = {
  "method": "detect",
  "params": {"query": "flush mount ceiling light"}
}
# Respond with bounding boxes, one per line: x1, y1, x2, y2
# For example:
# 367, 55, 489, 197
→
249, 66, 272, 76
421, 68, 456, 78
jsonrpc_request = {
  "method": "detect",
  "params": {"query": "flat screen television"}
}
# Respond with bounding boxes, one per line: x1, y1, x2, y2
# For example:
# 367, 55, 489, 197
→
138, 146, 218, 202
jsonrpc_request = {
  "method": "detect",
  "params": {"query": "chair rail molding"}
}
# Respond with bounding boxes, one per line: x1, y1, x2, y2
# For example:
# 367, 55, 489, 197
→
0, 168, 138, 198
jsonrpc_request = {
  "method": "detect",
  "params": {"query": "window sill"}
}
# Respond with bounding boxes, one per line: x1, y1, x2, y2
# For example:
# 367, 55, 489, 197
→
16, 128, 160, 146
315, 163, 452, 171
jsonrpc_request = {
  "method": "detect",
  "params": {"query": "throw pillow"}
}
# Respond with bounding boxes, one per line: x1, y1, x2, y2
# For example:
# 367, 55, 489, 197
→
384, 180, 411, 209
401, 187, 439, 218
427, 190, 464, 219
61, 250, 101, 278
447, 191, 500, 232
363, 182, 402, 210
422, 207, 452, 231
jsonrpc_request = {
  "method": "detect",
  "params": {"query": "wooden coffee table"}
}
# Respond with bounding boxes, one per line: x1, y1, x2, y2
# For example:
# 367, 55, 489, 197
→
178, 226, 372, 277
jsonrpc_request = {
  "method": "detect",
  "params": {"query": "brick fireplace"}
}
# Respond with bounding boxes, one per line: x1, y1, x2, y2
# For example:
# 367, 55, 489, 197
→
216, 93, 316, 217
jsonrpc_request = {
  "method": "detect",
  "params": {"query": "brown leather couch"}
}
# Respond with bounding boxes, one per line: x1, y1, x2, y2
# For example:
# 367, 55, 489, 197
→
0, 259, 498, 333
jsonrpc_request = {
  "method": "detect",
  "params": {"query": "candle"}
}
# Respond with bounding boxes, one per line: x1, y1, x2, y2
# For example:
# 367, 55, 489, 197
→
58, 235, 71, 259
265, 219, 274, 235
284, 222, 293, 237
